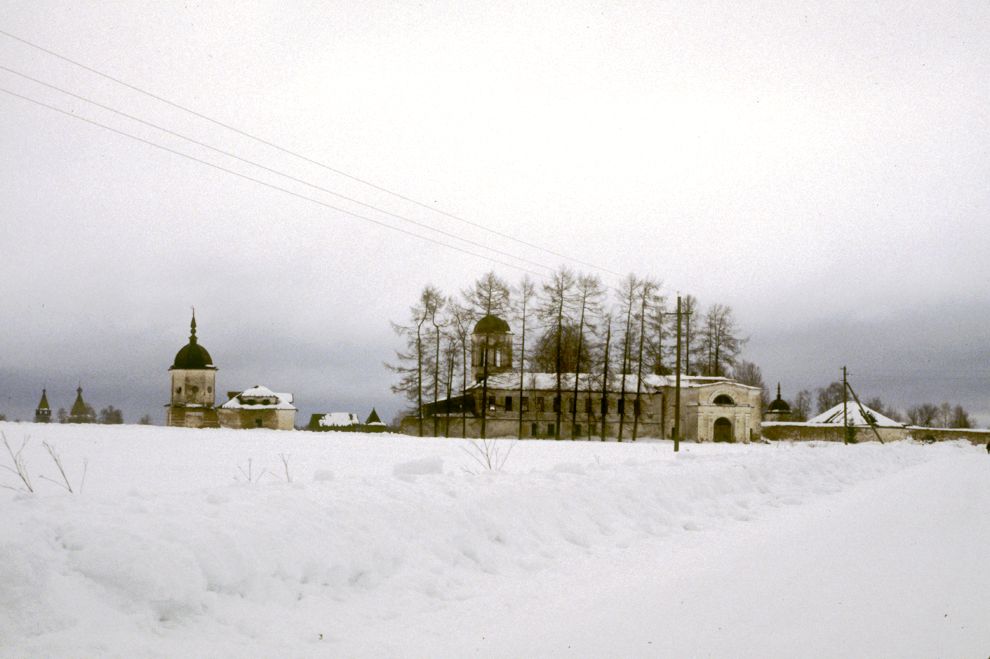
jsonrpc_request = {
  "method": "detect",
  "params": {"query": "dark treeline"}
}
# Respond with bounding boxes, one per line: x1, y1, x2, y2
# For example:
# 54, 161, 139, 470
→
50, 404, 128, 424
387, 267, 747, 438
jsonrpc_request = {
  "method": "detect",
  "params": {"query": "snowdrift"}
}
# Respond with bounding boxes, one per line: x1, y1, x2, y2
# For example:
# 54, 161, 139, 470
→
0, 422, 986, 657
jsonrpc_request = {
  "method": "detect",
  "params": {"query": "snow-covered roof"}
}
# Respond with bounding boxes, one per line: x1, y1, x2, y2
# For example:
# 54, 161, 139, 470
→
468, 372, 758, 393
220, 385, 296, 410
239, 385, 276, 398
317, 412, 361, 428
807, 403, 903, 428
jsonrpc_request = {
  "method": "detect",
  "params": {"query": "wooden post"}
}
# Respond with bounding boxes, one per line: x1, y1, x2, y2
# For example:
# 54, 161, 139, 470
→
842, 365, 849, 444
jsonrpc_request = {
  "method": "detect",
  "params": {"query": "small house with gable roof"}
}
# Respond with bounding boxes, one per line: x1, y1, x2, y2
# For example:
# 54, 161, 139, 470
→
218, 385, 296, 430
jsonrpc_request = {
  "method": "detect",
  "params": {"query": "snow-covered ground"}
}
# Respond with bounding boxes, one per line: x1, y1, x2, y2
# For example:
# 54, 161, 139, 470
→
1, 422, 987, 657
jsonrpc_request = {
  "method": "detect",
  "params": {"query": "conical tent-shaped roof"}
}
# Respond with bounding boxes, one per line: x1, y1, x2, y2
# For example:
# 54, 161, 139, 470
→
807, 403, 902, 428
70, 387, 88, 417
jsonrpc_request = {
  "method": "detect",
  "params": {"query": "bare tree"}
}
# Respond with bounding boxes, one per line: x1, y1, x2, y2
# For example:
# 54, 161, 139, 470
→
792, 390, 812, 421
531, 323, 590, 373
645, 295, 671, 376
616, 274, 640, 442
906, 403, 939, 427
681, 294, 698, 375
570, 273, 604, 439
950, 404, 972, 429
599, 313, 613, 441
632, 277, 660, 441
440, 329, 460, 437
99, 405, 124, 424
464, 271, 511, 439
732, 360, 768, 407
701, 303, 743, 377
447, 302, 473, 438
514, 276, 537, 440
427, 290, 447, 436
387, 286, 441, 436
816, 381, 845, 414
538, 267, 577, 439
937, 401, 953, 429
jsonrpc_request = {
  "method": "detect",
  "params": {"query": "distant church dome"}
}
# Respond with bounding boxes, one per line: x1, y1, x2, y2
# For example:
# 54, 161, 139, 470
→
473, 314, 510, 334
171, 313, 216, 370
767, 383, 791, 412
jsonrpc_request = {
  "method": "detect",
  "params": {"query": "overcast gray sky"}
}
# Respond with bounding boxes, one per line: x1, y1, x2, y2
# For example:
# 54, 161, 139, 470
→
2, 1, 988, 426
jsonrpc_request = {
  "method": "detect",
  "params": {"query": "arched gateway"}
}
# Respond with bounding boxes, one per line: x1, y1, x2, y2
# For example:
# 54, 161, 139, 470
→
714, 417, 733, 442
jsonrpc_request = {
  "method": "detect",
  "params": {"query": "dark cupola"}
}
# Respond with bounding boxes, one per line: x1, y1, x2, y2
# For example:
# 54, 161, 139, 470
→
171, 312, 216, 370
767, 383, 791, 413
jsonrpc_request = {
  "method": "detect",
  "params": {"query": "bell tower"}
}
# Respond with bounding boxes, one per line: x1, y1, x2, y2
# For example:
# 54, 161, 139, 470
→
471, 314, 513, 382
34, 388, 52, 423
166, 311, 219, 428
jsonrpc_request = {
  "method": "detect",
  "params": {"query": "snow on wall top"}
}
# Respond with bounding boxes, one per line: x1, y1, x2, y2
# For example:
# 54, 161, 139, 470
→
807, 403, 903, 427
317, 412, 361, 427
221, 386, 296, 410
469, 372, 759, 393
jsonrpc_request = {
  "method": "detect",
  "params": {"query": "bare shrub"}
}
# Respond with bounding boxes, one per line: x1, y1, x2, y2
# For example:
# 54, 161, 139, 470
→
1, 432, 33, 493
39, 441, 88, 494
461, 438, 514, 473
236, 458, 268, 483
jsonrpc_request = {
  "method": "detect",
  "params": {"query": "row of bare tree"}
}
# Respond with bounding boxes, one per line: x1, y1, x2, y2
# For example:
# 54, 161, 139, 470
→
52, 405, 126, 424
388, 268, 747, 440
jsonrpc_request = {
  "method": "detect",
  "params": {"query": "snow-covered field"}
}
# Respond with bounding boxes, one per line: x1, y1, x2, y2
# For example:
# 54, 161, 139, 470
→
2, 422, 987, 658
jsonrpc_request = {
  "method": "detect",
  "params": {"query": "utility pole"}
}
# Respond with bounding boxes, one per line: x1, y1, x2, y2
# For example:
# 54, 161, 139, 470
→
674, 295, 682, 453
842, 365, 849, 445
845, 378, 884, 444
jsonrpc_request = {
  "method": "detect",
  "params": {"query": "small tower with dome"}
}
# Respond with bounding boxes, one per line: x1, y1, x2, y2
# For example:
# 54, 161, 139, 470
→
765, 383, 792, 422
166, 311, 219, 428
471, 314, 513, 382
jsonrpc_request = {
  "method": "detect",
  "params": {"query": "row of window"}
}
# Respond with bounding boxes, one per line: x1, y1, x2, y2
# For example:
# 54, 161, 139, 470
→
474, 347, 507, 368
529, 422, 595, 437
490, 395, 641, 416
175, 385, 212, 395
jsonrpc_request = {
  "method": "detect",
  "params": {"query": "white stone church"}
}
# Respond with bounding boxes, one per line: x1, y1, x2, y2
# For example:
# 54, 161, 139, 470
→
402, 314, 762, 442
166, 314, 296, 430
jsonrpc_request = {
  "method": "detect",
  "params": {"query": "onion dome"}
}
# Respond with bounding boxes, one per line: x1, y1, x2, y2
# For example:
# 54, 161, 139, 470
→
171, 312, 216, 370
473, 314, 510, 334
767, 383, 791, 412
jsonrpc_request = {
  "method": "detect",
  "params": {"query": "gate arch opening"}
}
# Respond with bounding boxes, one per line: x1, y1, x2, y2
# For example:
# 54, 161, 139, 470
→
714, 417, 733, 443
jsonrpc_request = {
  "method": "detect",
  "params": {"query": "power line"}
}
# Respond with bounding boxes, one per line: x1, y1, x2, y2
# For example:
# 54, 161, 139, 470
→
0, 28, 622, 278
0, 63, 553, 274
0, 87, 546, 278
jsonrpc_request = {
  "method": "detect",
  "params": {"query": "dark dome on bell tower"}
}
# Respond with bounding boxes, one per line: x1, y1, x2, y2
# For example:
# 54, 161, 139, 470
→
171, 312, 216, 370
471, 314, 513, 382
167, 310, 220, 428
